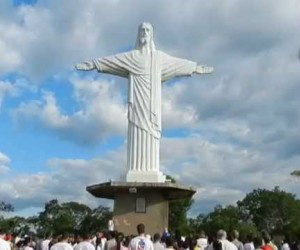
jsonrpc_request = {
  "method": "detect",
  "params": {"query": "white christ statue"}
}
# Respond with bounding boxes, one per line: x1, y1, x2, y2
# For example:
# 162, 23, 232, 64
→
75, 22, 213, 183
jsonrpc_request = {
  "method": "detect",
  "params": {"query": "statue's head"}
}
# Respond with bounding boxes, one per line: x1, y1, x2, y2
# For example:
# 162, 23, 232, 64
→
135, 22, 156, 51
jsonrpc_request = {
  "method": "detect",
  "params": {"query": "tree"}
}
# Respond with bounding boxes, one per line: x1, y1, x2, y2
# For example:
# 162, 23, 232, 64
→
80, 205, 112, 234
291, 170, 300, 177
0, 201, 14, 213
237, 186, 300, 237
37, 199, 111, 236
189, 205, 258, 239
167, 176, 194, 234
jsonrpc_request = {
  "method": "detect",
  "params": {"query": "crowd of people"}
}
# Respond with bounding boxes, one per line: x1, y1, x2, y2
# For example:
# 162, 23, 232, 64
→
1, 224, 299, 250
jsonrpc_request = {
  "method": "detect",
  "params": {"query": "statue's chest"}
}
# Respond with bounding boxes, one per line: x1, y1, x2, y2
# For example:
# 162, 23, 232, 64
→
132, 53, 152, 73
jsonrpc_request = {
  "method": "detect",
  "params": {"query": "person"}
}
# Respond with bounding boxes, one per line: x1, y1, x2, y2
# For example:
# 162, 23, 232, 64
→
75, 22, 214, 181
123, 236, 131, 250
74, 234, 94, 250
244, 235, 254, 250
41, 233, 52, 250
212, 240, 222, 250
23, 237, 34, 250
128, 224, 153, 250
197, 231, 208, 250
153, 234, 164, 250
262, 232, 277, 250
95, 232, 107, 250
104, 231, 117, 250
4, 235, 13, 250
0, 230, 11, 250
108, 221, 115, 232
216, 230, 237, 250
50, 234, 73, 250
115, 233, 128, 250
231, 230, 243, 250
165, 237, 175, 250
281, 238, 291, 250
253, 237, 263, 250
48, 235, 59, 250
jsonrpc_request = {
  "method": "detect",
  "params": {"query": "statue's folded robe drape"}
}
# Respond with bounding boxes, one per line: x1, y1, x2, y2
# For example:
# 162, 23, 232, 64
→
93, 50, 197, 172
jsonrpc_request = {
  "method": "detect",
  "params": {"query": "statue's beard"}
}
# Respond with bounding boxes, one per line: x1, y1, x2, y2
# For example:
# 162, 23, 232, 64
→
139, 37, 150, 46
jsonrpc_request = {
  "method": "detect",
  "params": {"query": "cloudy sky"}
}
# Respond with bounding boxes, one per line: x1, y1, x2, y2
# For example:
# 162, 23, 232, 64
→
0, 0, 300, 217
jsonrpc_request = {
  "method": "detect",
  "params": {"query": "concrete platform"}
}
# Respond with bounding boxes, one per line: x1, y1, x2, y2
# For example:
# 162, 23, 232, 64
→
86, 181, 196, 235
86, 181, 196, 200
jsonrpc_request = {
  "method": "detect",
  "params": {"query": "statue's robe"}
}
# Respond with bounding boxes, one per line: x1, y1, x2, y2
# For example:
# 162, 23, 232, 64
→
93, 50, 196, 172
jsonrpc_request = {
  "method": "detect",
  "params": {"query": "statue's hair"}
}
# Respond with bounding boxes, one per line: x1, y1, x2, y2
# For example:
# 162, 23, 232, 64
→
135, 22, 156, 51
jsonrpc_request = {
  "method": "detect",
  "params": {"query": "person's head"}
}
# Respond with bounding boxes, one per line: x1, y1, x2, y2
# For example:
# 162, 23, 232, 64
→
137, 224, 145, 235
182, 241, 189, 250
24, 236, 32, 246
199, 230, 206, 238
166, 236, 175, 248
231, 230, 239, 240
0, 229, 5, 238
109, 231, 117, 239
16, 240, 24, 249
116, 233, 124, 243
68, 234, 75, 244
262, 231, 271, 244
213, 240, 222, 250
5, 234, 12, 242
58, 233, 69, 242
45, 232, 52, 240
153, 233, 161, 243
246, 234, 254, 243
116, 233, 124, 250
253, 237, 263, 249
82, 233, 91, 241
123, 236, 131, 247
135, 22, 155, 50
283, 236, 290, 244
96, 232, 103, 239
217, 230, 227, 240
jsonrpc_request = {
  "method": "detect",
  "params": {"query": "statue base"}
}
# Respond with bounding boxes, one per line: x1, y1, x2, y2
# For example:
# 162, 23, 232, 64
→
86, 181, 196, 235
125, 170, 166, 183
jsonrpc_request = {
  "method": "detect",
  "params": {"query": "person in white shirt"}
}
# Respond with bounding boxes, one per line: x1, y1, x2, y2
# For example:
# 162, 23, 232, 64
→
105, 232, 117, 250
50, 234, 73, 250
129, 224, 154, 250
41, 233, 52, 250
231, 230, 243, 250
23, 237, 34, 250
244, 235, 255, 250
74, 234, 94, 250
0, 230, 11, 250
217, 230, 238, 250
281, 239, 290, 250
197, 231, 208, 250
153, 234, 164, 250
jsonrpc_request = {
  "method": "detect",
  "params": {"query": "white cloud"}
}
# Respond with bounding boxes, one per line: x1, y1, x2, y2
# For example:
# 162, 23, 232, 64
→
0, 146, 125, 210
13, 76, 127, 144
0, 151, 10, 174
0, 80, 19, 110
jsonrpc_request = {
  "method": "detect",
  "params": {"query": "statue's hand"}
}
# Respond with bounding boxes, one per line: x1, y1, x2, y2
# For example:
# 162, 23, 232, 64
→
195, 65, 214, 74
75, 61, 95, 71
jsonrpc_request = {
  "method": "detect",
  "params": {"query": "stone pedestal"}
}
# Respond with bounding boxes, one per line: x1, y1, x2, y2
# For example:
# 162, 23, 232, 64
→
87, 181, 196, 236
125, 170, 166, 183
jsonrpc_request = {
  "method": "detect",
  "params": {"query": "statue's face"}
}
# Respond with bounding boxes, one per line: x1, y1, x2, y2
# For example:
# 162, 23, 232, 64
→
139, 23, 152, 46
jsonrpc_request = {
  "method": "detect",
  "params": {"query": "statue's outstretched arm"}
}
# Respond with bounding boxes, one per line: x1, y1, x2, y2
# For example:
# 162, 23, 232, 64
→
194, 65, 214, 74
75, 61, 96, 71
